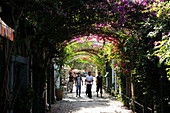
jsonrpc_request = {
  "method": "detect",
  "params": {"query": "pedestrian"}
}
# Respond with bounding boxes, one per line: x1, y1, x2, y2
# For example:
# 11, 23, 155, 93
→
85, 71, 93, 98
96, 72, 103, 97
67, 71, 74, 93
75, 72, 83, 97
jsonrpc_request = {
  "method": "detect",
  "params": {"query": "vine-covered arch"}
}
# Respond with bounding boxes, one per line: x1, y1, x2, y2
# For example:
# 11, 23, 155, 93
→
68, 51, 101, 63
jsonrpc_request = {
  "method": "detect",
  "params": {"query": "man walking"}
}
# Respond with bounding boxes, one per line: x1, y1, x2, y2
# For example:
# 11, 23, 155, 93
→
96, 72, 103, 97
85, 71, 93, 98
75, 72, 83, 97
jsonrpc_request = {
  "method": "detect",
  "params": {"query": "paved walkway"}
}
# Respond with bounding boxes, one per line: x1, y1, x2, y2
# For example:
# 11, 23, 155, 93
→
49, 77, 132, 113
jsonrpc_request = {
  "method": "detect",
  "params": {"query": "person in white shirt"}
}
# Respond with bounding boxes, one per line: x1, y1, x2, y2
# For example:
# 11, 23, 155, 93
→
85, 71, 93, 98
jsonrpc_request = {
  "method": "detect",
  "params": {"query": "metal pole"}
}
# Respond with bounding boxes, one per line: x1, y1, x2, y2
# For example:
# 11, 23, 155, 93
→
115, 70, 117, 94
126, 75, 129, 108
112, 60, 114, 91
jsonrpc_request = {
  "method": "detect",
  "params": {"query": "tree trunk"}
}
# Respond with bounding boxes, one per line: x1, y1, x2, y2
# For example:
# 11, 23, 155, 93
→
32, 41, 46, 113
126, 74, 130, 108
0, 38, 12, 113
51, 65, 55, 104
47, 64, 52, 111
32, 56, 40, 113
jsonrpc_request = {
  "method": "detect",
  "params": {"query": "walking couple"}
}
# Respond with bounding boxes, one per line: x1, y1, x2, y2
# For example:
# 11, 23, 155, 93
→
68, 72, 83, 97
75, 71, 94, 98
85, 71, 103, 98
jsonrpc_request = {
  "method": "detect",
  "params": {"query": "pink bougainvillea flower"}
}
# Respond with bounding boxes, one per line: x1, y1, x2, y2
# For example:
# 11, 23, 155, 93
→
154, 41, 159, 46
79, 40, 84, 43
156, 52, 161, 58
114, 64, 118, 67
113, 48, 116, 52
91, 44, 99, 48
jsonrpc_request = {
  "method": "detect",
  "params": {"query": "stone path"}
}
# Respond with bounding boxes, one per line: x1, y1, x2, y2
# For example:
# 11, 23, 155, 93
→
49, 77, 132, 113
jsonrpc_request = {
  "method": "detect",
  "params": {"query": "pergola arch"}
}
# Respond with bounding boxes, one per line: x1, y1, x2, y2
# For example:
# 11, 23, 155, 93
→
67, 49, 102, 63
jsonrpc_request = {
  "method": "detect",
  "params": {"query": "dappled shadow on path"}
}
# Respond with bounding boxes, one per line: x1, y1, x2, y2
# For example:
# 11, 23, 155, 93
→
49, 91, 132, 113
49, 77, 131, 113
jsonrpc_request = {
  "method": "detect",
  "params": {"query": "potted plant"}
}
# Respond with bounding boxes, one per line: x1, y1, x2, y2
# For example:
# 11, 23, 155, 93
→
55, 86, 63, 100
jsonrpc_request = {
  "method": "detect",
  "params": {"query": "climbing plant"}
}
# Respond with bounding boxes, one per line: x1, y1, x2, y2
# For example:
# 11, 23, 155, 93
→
2, 0, 169, 112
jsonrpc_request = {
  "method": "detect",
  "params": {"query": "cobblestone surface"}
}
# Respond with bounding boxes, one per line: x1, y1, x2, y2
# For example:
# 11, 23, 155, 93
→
48, 78, 132, 113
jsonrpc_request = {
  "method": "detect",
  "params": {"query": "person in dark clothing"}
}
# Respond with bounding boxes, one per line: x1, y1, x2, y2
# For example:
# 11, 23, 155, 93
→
75, 72, 83, 97
68, 71, 74, 93
96, 72, 103, 97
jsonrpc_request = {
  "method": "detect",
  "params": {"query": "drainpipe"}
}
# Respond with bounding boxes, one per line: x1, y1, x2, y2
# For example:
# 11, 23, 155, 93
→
112, 60, 115, 93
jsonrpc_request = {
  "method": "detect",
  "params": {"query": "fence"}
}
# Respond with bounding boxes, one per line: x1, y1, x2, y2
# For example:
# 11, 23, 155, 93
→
122, 95, 153, 113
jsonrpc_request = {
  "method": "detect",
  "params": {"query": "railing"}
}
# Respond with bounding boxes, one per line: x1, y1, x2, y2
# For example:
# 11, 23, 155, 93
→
133, 100, 144, 113
147, 107, 153, 113
122, 95, 153, 113
104, 86, 154, 113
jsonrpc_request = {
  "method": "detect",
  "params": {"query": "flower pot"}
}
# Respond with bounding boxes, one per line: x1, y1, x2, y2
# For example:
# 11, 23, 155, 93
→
55, 89, 63, 100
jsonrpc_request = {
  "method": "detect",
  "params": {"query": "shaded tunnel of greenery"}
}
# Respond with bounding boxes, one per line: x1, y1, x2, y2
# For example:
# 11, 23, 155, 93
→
0, 0, 169, 113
